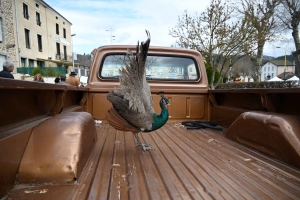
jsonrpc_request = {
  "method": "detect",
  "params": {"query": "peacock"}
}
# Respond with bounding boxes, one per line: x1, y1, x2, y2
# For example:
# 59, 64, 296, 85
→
106, 30, 170, 151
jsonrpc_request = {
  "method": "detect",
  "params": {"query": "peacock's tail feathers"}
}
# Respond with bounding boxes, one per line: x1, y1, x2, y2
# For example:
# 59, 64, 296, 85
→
107, 30, 155, 131
116, 30, 153, 114
106, 108, 139, 132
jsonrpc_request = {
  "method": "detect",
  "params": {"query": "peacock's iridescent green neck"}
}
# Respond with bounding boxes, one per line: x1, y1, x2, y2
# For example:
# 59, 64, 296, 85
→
149, 100, 169, 131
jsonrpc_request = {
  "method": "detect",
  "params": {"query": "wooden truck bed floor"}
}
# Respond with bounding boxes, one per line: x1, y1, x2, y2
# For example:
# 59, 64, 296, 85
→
6, 122, 300, 200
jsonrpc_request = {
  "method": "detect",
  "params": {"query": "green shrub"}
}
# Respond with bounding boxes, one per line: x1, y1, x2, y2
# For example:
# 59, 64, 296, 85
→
205, 64, 221, 84
46, 67, 58, 77
32, 67, 44, 76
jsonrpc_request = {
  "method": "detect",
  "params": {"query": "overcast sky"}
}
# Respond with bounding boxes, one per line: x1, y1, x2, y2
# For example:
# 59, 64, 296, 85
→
48, 0, 295, 58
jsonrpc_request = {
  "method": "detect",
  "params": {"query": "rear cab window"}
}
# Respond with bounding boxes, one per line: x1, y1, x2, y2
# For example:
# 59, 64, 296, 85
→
99, 54, 200, 81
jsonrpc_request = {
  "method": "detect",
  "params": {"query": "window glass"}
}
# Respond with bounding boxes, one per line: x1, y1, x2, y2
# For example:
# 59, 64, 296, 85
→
56, 23, 59, 34
0, 18, 3, 42
21, 58, 26, 67
37, 61, 44, 68
25, 29, 30, 48
81, 69, 85, 76
63, 45, 67, 60
29, 59, 34, 67
37, 34, 42, 52
36, 12, 41, 26
100, 54, 199, 81
23, 3, 29, 19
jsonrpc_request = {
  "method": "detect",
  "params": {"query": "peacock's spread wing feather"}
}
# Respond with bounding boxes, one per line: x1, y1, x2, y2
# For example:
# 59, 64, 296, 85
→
106, 108, 139, 132
107, 30, 154, 130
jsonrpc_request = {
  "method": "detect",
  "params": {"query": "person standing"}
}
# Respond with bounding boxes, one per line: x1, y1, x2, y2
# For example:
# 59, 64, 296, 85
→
66, 71, 80, 86
0, 61, 14, 79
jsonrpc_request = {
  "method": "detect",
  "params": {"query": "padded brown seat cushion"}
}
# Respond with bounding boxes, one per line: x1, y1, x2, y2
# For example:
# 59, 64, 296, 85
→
18, 112, 97, 184
226, 111, 300, 168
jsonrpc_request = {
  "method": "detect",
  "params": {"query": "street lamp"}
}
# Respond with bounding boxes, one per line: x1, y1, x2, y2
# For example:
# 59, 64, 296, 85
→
106, 27, 115, 44
276, 46, 286, 80
71, 34, 76, 72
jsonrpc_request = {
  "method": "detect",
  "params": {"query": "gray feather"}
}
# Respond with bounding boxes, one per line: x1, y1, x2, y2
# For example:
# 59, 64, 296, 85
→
107, 30, 154, 130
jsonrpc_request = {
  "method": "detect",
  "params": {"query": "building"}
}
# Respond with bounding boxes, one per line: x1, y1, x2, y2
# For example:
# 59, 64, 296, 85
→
260, 60, 295, 81
74, 54, 92, 77
0, 0, 74, 77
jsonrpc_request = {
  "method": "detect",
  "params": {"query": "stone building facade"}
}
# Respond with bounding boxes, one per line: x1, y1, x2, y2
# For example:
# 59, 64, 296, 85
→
0, 0, 18, 69
0, 0, 74, 77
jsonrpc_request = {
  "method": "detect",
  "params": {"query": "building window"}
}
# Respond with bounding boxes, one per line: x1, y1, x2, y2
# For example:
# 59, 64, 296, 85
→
21, 58, 26, 67
81, 69, 85, 76
63, 45, 67, 60
264, 67, 266, 72
36, 3, 39, 8
29, 59, 34, 67
0, 17, 3, 42
37, 34, 42, 52
36, 12, 41, 26
63, 28, 66, 38
24, 28, 30, 49
63, 22, 65, 25
23, 3, 29, 19
56, 23, 59, 35
56, 43, 60, 59
272, 66, 274, 71
268, 67, 270, 71
37, 60, 44, 68
56, 16, 58, 20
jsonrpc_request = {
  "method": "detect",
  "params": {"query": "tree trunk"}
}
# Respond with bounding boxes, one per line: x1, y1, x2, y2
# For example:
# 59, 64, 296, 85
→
210, 70, 216, 89
292, 20, 300, 76
254, 42, 265, 81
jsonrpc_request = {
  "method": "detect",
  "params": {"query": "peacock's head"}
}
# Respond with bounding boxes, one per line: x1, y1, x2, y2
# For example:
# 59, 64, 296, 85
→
161, 97, 170, 105
157, 91, 171, 106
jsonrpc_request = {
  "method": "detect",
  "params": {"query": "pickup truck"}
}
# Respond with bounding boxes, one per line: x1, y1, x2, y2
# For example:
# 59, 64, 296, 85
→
1, 45, 300, 200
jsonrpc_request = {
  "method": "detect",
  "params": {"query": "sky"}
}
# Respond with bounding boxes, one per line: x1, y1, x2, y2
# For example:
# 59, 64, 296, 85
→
47, 0, 295, 58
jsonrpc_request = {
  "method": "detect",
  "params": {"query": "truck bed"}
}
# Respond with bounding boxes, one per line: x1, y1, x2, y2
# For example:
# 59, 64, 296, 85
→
6, 122, 300, 200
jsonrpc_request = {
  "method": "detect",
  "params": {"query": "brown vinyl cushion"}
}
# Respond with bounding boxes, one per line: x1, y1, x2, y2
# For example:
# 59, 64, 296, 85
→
18, 112, 97, 184
225, 111, 300, 168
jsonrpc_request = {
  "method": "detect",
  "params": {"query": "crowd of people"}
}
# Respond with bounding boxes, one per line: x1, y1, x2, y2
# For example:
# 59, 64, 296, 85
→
0, 60, 80, 86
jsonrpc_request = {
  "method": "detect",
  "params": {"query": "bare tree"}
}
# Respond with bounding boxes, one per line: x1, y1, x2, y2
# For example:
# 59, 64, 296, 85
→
277, 0, 300, 76
233, 56, 255, 77
236, 0, 280, 81
169, 0, 256, 89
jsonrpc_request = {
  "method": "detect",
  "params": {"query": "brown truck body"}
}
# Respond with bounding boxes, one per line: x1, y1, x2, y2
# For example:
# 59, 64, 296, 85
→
1, 46, 300, 199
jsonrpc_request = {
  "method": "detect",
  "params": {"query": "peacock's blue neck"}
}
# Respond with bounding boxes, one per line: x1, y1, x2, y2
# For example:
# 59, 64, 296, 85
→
148, 100, 169, 132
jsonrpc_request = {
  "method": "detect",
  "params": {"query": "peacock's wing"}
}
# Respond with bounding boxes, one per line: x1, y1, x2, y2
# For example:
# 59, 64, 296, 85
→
106, 107, 139, 132
107, 89, 153, 130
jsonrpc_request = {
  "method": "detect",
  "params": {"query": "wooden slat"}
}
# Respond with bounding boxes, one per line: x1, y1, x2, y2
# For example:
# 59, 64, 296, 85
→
81, 122, 300, 200
6, 122, 300, 200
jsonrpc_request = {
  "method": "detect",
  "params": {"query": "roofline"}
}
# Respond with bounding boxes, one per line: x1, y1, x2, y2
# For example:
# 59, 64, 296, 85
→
38, 0, 72, 25
268, 60, 294, 66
